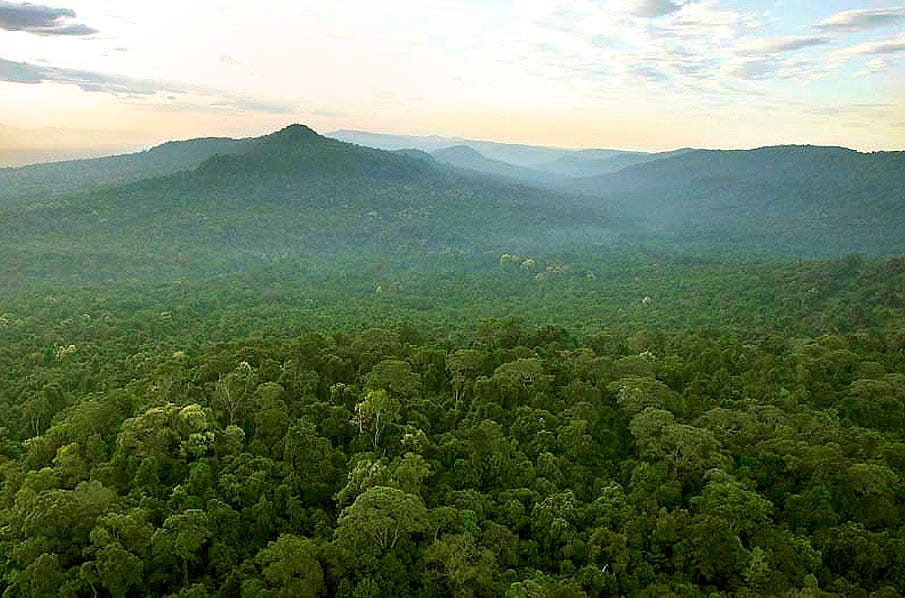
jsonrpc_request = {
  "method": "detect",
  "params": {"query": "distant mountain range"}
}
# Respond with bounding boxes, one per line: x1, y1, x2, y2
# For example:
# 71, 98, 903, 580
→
329, 129, 686, 179
1, 124, 903, 291
329, 129, 576, 166
0, 125, 622, 289
333, 128, 905, 256
564, 145, 905, 255
429, 145, 561, 186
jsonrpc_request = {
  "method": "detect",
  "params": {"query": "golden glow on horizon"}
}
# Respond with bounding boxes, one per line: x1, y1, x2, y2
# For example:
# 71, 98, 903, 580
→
1, 0, 904, 164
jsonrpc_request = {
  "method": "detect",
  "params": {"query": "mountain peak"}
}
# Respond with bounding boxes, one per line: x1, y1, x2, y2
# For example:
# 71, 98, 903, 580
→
264, 123, 322, 143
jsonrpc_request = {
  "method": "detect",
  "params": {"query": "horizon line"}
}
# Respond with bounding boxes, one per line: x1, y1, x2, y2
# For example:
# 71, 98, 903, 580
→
2, 122, 903, 169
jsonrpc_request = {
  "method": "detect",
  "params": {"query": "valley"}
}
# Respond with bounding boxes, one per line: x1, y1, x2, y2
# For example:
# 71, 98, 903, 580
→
1, 123, 904, 598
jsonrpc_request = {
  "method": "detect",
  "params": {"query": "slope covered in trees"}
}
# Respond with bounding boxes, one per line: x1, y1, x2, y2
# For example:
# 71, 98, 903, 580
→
563, 145, 905, 256
334, 131, 905, 257
430, 145, 559, 186
328, 130, 690, 179
3, 123, 905, 597
526, 148, 694, 178
4, 125, 903, 297
0, 125, 623, 291
0, 137, 250, 206
2, 253, 905, 596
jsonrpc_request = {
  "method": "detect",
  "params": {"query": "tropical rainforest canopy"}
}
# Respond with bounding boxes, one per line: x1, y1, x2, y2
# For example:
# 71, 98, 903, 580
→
1, 126, 904, 597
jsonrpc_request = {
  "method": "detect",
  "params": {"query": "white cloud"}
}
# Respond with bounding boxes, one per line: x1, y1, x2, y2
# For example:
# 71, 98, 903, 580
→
836, 33, 905, 57
631, 0, 682, 18
0, 0, 97, 36
0, 56, 295, 114
737, 35, 829, 55
659, 1, 753, 40
830, 32, 905, 68
725, 58, 776, 80
3, 0, 903, 151
856, 58, 891, 77
816, 7, 905, 32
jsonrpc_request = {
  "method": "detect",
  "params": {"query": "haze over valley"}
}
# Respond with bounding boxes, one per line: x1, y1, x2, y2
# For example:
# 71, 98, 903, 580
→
2, 1, 905, 597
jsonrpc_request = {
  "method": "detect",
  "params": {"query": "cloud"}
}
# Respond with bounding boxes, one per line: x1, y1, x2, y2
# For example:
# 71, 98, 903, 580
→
738, 35, 829, 55
209, 98, 293, 114
816, 7, 905, 32
833, 33, 905, 62
657, 1, 752, 39
631, 0, 682, 18
630, 64, 669, 81
0, 1, 97, 36
855, 58, 891, 77
0, 57, 166, 93
727, 58, 776, 80
722, 53, 830, 82
0, 57, 295, 114
807, 102, 895, 117
844, 35, 905, 56
307, 109, 352, 119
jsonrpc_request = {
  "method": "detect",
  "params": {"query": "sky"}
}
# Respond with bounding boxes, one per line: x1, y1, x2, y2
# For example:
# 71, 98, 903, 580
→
1, 0, 904, 165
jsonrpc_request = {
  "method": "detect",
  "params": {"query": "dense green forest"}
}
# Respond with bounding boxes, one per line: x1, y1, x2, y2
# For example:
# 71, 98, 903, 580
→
2, 250, 905, 597
4, 126, 905, 293
2, 125, 905, 597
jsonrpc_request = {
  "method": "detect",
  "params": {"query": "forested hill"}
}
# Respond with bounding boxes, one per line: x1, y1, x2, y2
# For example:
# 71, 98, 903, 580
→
530, 148, 693, 178
331, 131, 905, 257
564, 145, 905, 256
3, 122, 905, 597
3, 125, 904, 295
0, 136, 250, 205
430, 145, 558, 185
3, 260, 905, 596
0, 125, 622, 290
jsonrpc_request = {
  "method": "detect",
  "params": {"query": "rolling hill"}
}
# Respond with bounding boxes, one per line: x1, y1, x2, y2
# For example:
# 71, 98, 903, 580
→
532, 148, 695, 177
329, 129, 696, 181
328, 129, 645, 168
3, 125, 904, 295
0, 124, 623, 290
430, 145, 560, 185
565, 145, 905, 256
0, 136, 250, 206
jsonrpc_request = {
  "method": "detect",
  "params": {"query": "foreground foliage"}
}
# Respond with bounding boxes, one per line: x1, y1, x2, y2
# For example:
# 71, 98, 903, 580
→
2, 252, 905, 597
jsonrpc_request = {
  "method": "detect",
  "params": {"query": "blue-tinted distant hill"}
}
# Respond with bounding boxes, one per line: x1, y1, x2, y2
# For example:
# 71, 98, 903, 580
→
330, 129, 693, 182
4, 125, 904, 294
565, 145, 905, 256
533, 148, 695, 177
430, 145, 562, 186
329, 128, 643, 168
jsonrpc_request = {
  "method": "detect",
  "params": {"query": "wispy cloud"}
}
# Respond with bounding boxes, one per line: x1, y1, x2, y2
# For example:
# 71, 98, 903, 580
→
726, 58, 776, 80
631, 0, 682, 18
0, 0, 96, 36
835, 33, 905, 57
1, 57, 164, 92
659, 1, 755, 39
855, 58, 891, 77
631, 64, 670, 81
816, 7, 905, 32
829, 32, 905, 70
737, 35, 829, 55
307, 109, 352, 119
725, 55, 830, 82
0, 57, 295, 114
